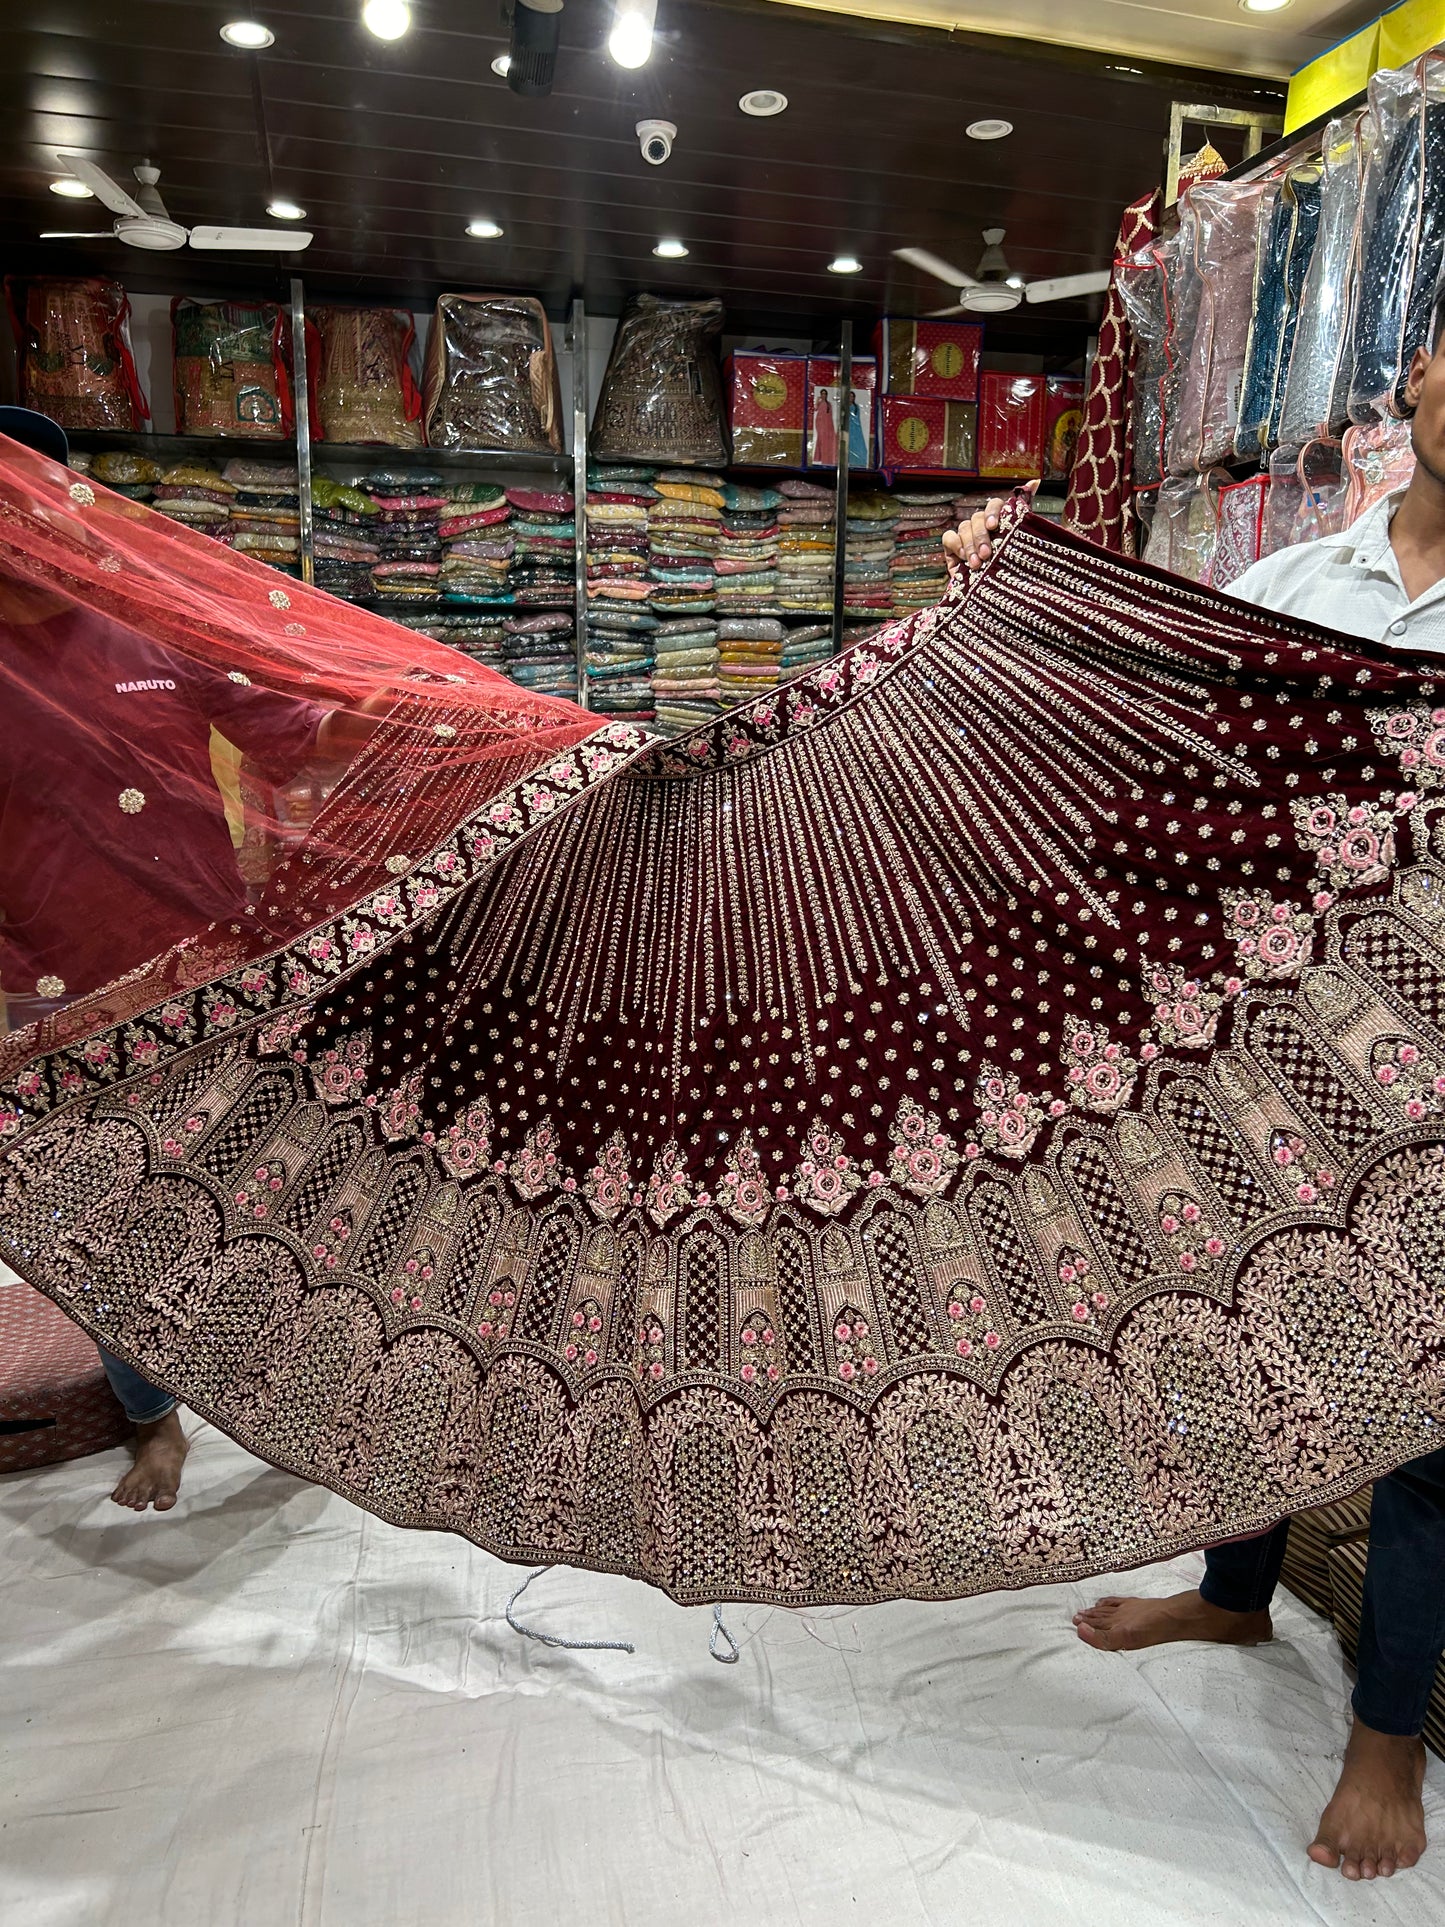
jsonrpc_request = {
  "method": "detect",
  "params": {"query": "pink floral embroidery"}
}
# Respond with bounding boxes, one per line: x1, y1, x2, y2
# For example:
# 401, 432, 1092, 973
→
1061, 1021, 1138, 1115
314, 1031, 371, 1105
1290, 793, 1396, 892
645, 1139, 693, 1227
1222, 890, 1314, 982
379, 1069, 424, 1143
1370, 1036, 1445, 1122
1142, 963, 1221, 1051
583, 1131, 632, 1222
791, 1119, 862, 1217
716, 1131, 770, 1229
887, 1097, 959, 1198
831, 1307, 874, 1383
973, 1067, 1045, 1158
439, 1099, 492, 1179
509, 1119, 561, 1200
1369, 702, 1445, 791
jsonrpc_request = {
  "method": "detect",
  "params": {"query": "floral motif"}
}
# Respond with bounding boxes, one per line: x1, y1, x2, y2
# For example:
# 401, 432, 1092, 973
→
1221, 889, 1314, 982
1142, 963, 1221, 1051
1267, 1130, 1338, 1206
310, 1209, 352, 1273
509, 1119, 561, 1200
268, 588, 291, 610
563, 1298, 605, 1369
390, 1247, 435, 1312
887, 1097, 959, 1197
1369, 702, 1445, 792
67, 481, 95, 506
1054, 1247, 1110, 1324
1369, 1036, 1445, 1124
583, 1131, 632, 1222
255, 1008, 307, 1057
637, 1315, 668, 1385
439, 1099, 492, 1180
945, 1286, 1003, 1358
117, 788, 146, 815
830, 1306, 879, 1384
313, 1031, 370, 1105
476, 1281, 517, 1341
645, 1139, 693, 1226
791, 1118, 863, 1217
1157, 1191, 1229, 1278
716, 1130, 770, 1228
234, 1157, 286, 1220
1061, 1021, 1138, 1114
1291, 793, 1397, 892
973, 1067, 1046, 1158
377, 1069, 424, 1143
34, 974, 66, 998
737, 1310, 781, 1386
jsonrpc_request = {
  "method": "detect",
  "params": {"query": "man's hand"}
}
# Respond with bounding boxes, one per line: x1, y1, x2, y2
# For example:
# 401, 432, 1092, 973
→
314, 687, 395, 762
943, 478, 1040, 580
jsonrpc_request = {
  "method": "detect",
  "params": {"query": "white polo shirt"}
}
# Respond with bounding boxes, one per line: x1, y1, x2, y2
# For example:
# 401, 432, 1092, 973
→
1228, 489, 1445, 654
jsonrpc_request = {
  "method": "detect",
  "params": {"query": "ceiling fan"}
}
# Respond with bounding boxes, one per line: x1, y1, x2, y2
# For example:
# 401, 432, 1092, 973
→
40, 154, 312, 253
895, 230, 1110, 316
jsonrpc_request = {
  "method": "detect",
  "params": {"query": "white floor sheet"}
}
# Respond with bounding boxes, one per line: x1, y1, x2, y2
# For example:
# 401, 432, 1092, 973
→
3, 1414, 1443, 1927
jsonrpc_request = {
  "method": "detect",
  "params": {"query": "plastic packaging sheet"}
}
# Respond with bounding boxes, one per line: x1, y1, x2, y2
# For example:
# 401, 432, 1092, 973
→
2, 1395, 1441, 1927
590, 294, 729, 467
1278, 112, 1373, 446
1141, 468, 1225, 580
422, 294, 564, 454
1350, 51, 1445, 423
1117, 239, 1174, 487
171, 299, 287, 440
1343, 415, 1417, 521
1260, 440, 1348, 559
314, 306, 423, 448
1210, 473, 1269, 588
5, 276, 147, 431
1236, 160, 1322, 460
1167, 181, 1275, 474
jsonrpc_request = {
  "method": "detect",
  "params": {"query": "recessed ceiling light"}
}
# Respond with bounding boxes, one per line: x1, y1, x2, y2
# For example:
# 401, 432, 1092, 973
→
966, 117, 1013, 140
739, 88, 788, 117
361, 0, 411, 40
608, 0, 656, 69
220, 20, 275, 49
654, 238, 688, 258
1239, 0, 1292, 10
49, 177, 93, 198
466, 218, 504, 238
828, 254, 862, 274
491, 52, 512, 75
267, 198, 306, 220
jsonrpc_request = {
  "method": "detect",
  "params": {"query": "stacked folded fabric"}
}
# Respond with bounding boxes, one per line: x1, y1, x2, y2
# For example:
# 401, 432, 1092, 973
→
507, 487, 575, 609
312, 475, 382, 600
151, 463, 235, 532
842, 492, 898, 624
439, 484, 513, 606
586, 464, 655, 611
888, 492, 953, 616
222, 458, 301, 576
717, 617, 784, 709
651, 615, 721, 736
779, 622, 835, 676
648, 470, 723, 618
715, 482, 782, 619
89, 450, 158, 502
389, 608, 510, 673
503, 611, 577, 700
775, 478, 836, 616
364, 469, 445, 607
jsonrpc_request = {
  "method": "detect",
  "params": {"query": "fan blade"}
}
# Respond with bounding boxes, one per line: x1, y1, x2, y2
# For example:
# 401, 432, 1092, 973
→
187, 225, 313, 252
54, 153, 146, 220
925, 304, 969, 318
40, 231, 116, 240
1024, 270, 1112, 305
894, 246, 978, 290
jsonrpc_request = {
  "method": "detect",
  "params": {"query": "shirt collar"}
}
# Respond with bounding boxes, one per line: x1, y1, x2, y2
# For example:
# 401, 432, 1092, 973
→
1341, 489, 1408, 578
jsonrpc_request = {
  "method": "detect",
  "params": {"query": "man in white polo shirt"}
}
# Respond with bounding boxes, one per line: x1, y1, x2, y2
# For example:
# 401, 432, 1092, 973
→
948, 292, 1445, 1884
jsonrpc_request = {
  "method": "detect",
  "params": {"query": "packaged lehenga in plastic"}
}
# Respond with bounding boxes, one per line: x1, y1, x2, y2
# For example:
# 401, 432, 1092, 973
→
1235, 158, 1322, 461
422, 294, 564, 453
1166, 179, 1276, 473
1349, 50, 1445, 422
5, 276, 147, 431
1343, 416, 1416, 519
1141, 467, 1226, 580
590, 294, 729, 467
1116, 236, 1175, 487
1260, 440, 1347, 558
171, 299, 288, 439
1277, 112, 1373, 445
1210, 472, 1270, 587
313, 306, 423, 447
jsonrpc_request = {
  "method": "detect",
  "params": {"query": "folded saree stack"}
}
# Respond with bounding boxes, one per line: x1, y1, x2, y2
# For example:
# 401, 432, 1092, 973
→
775, 477, 836, 615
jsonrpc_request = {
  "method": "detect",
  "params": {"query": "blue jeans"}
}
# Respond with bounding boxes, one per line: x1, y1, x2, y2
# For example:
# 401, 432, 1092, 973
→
98, 1347, 177, 1427
1201, 1445, 1445, 1738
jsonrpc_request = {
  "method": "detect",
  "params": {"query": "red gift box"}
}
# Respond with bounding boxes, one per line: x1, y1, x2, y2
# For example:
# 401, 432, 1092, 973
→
1044, 376, 1087, 481
878, 396, 978, 472
875, 319, 983, 399
978, 371, 1048, 479
726, 352, 808, 465
806, 355, 878, 468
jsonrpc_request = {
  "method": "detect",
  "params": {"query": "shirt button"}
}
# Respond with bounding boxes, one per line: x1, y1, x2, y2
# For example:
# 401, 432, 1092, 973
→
1389, 620, 1407, 636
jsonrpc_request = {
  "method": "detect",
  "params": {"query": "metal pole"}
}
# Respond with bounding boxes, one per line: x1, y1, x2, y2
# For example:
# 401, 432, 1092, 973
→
571, 296, 589, 709
831, 319, 852, 656
290, 275, 314, 588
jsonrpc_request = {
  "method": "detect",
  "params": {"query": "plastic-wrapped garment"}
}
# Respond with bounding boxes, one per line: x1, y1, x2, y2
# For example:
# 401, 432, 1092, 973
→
314, 307, 423, 447
1210, 474, 1269, 588
590, 294, 728, 466
423, 295, 563, 453
1117, 241, 1173, 486
1343, 416, 1417, 520
1167, 180, 1275, 474
1235, 160, 1323, 460
1260, 440, 1347, 558
1350, 52, 1445, 423
1141, 469, 1225, 581
1278, 113, 1373, 445
5, 277, 147, 431
171, 299, 287, 439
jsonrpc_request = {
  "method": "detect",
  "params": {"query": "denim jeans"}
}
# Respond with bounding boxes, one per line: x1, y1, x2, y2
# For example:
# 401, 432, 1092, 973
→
1201, 1444, 1445, 1738
98, 1347, 177, 1427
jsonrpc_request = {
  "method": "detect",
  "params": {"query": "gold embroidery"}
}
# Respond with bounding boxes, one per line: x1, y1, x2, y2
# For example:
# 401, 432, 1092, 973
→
117, 788, 146, 815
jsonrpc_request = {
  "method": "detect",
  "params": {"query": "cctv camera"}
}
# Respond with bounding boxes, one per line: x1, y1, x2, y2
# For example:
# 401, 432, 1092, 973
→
637, 119, 676, 165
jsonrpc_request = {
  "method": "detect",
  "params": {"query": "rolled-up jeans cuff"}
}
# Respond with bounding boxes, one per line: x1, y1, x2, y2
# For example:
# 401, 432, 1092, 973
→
97, 1346, 179, 1427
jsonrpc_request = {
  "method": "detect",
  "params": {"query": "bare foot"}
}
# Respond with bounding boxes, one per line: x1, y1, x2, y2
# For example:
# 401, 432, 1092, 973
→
110, 1410, 189, 1512
1073, 1587, 1273, 1652
1308, 1718, 1427, 1879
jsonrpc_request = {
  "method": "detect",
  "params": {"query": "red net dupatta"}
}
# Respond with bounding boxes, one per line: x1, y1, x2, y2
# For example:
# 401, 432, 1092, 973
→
3, 498, 1445, 1609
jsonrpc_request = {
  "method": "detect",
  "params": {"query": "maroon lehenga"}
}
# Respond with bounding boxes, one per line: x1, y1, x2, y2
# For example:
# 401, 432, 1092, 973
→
2, 451, 1444, 1607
